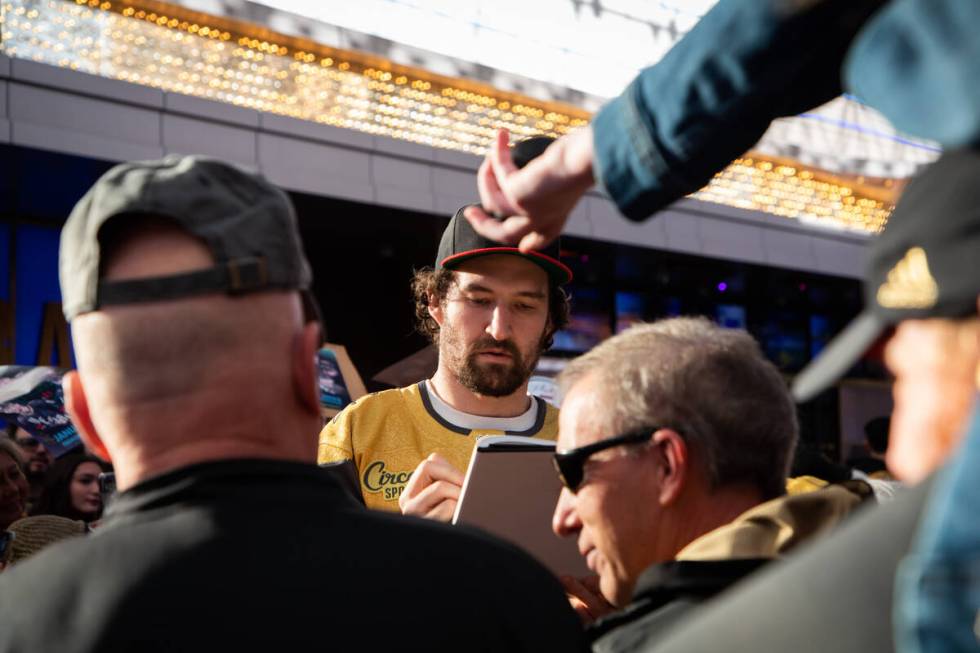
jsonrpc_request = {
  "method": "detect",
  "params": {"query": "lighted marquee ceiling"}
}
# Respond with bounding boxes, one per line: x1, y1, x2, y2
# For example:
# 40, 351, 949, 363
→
234, 0, 940, 180
240, 0, 714, 102
1, 1, 591, 151
0, 0, 932, 234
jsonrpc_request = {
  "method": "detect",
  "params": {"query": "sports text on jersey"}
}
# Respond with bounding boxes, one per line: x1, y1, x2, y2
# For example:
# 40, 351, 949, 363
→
362, 460, 413, 501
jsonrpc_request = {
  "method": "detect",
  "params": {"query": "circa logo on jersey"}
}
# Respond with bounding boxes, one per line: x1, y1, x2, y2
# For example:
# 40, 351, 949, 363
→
362, 460, 413, 501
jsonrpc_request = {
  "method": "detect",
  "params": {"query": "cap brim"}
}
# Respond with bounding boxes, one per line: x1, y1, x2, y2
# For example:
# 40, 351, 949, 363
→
792, 311, 887, 403
440, 248, 573, 285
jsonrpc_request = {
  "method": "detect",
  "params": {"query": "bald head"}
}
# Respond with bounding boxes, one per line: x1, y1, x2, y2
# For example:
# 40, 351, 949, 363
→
72, 219, 303, 403
66, 218, 320, 485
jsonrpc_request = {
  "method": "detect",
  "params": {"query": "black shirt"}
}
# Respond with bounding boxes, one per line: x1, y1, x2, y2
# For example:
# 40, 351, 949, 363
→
0, 459, 585, 652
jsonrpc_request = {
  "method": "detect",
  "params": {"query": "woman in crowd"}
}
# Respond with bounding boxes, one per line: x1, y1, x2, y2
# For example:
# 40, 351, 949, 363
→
0, 439, 29, 531
32, 453, 109, 524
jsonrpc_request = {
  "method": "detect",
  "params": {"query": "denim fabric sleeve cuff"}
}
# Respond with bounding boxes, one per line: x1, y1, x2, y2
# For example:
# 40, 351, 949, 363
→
592, 78, 695, 223
592, 0, 883, 223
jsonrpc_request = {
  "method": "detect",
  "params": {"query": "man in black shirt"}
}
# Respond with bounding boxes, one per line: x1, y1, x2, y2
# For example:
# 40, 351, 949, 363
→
0, 155, 584, 653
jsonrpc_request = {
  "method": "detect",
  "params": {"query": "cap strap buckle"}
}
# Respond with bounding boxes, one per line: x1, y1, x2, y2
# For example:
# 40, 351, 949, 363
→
226, 257, 268, 294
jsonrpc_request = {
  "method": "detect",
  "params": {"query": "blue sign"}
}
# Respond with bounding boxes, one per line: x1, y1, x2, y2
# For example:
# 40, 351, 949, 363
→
0, 366, 81, 457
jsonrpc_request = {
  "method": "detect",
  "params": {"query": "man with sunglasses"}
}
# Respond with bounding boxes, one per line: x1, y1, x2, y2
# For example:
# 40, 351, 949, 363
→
628, 149, 980, 653
550, 317, 868, 650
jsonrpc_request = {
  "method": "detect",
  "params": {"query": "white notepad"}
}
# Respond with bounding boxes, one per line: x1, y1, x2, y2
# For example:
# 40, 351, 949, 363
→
452, 435, 590, 577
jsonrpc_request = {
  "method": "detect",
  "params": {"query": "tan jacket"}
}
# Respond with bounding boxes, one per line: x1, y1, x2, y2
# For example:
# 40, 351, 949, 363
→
590, 482, 874, 653
678, 481, 873, 561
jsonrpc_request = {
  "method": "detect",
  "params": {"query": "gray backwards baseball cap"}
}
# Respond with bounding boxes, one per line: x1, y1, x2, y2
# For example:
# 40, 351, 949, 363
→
60, 155, 320, 325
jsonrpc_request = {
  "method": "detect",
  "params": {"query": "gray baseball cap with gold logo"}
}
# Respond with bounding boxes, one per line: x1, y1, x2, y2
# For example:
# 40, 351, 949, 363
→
792, 148, 980, 402
59, 155, 319, 324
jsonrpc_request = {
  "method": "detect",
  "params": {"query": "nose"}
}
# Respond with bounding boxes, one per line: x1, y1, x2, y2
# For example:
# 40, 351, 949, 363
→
552, 487, 581, 538
486, 304, 512, 342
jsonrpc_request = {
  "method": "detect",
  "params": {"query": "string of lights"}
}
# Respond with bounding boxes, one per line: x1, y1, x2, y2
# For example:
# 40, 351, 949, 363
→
695, 158, 892, 234
0, 0, 893, 233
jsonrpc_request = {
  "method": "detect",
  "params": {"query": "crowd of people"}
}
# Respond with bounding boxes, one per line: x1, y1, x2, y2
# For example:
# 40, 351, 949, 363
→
0, 430, 108, 573
0, 0, 978, 650
1, 430, 107, 524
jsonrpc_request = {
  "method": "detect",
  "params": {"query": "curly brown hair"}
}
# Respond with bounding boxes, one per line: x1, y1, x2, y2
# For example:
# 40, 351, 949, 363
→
411, 267, 570, 350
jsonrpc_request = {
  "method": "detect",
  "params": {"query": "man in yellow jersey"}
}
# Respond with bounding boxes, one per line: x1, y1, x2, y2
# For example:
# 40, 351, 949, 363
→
318, 140, 572, 518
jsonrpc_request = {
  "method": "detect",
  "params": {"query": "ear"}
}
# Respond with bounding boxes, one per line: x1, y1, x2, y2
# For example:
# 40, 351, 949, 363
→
428, 294, 446, 328
292, 322, 322, 417
542, 316, 556, 346
63, 371, 111, 462
651, 428, 688, 507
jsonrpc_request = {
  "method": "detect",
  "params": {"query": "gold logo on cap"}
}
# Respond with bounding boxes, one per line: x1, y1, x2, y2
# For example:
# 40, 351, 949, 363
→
876, 247, 938, 309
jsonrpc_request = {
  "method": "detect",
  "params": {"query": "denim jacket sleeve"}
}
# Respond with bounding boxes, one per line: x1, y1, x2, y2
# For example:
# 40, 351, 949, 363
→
593, 0, 887, 222
895, 407, 980, 653
844, 0, 980, 147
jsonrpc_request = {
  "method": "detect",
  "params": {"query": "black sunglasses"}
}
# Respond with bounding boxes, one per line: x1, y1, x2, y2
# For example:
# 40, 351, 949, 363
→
553, 427, 663, 492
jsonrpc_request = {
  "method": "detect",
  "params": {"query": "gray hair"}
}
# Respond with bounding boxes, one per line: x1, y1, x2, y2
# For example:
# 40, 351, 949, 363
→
558, 317, 797, 500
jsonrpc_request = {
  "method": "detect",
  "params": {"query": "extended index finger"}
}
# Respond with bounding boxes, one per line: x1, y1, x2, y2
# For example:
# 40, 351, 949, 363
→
477, 156, 514, 217
488, 129, 519, 185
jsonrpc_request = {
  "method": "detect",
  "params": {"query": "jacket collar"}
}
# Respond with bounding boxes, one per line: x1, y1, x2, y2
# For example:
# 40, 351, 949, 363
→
676, 480, 873, 561
587, 481, 874, 642
103, 459, 348, 522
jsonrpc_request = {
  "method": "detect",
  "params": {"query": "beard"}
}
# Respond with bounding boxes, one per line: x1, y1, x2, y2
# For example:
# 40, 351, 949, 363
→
442, 330, 544, 398
27, 460, 49, 476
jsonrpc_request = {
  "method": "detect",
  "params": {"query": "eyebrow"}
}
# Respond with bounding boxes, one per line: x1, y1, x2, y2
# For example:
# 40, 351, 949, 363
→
460, 282, 546, 300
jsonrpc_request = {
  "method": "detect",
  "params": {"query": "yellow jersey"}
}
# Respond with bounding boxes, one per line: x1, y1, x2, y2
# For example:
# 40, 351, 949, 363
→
317, 382, 559, 511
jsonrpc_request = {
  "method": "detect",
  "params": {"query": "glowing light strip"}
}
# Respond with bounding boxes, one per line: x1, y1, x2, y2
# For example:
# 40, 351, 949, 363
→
0, 0, 894, 234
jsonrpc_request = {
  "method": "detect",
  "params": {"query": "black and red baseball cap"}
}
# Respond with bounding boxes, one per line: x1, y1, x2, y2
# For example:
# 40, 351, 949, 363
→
435, 136, 573, 285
